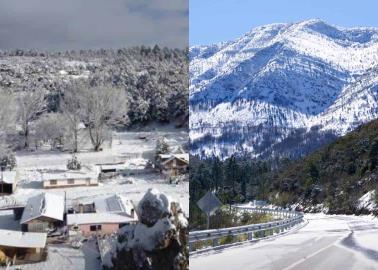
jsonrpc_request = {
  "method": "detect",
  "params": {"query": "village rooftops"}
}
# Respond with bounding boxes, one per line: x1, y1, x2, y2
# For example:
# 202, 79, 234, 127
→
20, 193, 64, 224
0, 229, 47, 248
41, 165, 99, 181
0, 171, 17, 184
67, 212, 137, 226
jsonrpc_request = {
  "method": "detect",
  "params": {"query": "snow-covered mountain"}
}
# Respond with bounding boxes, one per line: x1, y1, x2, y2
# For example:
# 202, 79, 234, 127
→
190, 19, 378, 158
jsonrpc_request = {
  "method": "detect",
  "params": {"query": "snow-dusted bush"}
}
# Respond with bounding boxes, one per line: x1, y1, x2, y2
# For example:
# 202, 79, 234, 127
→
0, 148, 16, 170
66, 155, 82, 170
108, 188, 188, 270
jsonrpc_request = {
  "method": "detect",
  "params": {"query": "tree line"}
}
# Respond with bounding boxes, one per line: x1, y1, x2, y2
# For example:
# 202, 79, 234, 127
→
0, 46, 188, 167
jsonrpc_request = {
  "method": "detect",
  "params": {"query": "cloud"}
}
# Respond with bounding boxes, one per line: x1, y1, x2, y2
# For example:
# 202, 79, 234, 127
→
0, 0, 188, 50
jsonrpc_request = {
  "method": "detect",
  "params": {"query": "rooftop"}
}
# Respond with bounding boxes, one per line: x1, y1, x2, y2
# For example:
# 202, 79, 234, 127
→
159, 153, 189, 164
0, 229, 47, 248
94, 195, 134, 215
68, 195, 138, 225
98, 163, 126, 171
21, 193, 64, 224
41, 165, 99, 181
0, 171, 17, 184
67, 212, 137, 225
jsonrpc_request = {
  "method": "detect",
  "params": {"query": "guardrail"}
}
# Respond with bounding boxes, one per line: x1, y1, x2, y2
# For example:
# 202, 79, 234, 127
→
189, 205, 304, 254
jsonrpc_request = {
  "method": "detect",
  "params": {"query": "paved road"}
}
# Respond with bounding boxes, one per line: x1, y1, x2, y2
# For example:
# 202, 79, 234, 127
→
190, 214, 378, 270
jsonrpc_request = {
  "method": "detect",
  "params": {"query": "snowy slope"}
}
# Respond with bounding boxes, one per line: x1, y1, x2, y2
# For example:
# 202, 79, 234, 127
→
190, 19, 378, 158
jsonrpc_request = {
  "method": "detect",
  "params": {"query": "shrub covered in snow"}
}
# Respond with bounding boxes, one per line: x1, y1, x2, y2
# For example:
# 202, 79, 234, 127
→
107, 188, 188, 270
0, 148, 16, 170
66, 155, 82, 170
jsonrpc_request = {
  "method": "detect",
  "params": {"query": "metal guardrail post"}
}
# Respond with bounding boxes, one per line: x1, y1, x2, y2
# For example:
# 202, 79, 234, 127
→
212, 238, 219, 247
189, 242, 194, 252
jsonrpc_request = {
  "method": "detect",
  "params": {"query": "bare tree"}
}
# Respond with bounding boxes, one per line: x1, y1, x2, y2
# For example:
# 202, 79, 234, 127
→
60, 83, 84, 152
33, 113, 67, 150
0, 88, 17, 169
79, 86, 129, 151
17, 89, 46, 148
0, 88, 16, 136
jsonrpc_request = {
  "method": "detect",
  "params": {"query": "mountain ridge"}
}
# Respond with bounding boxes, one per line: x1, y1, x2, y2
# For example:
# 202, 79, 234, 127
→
190, 19, 378, 158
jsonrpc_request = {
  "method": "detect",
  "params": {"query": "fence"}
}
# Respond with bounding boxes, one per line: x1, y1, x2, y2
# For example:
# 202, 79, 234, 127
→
189, 205, 304, 254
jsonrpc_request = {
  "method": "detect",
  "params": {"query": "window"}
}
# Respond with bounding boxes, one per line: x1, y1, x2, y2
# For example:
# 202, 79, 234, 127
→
67, 179, 75, 184
50, 180, 57, 185
90, 225, 102, 231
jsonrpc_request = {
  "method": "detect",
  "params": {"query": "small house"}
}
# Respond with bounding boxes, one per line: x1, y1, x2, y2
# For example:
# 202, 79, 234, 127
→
20, 193, 64, 233
98, 163, 126, 174
0, 171, 18, 195
97, 162, 127, 180
0, 229, 47, 265
158, 153, 189, 177
67, 195, 138, 236
42, 165, 99, 189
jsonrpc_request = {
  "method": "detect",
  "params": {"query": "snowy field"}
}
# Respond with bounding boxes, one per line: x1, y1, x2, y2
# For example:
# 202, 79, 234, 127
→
0, 124, 188, 270
190, 213, 378, 270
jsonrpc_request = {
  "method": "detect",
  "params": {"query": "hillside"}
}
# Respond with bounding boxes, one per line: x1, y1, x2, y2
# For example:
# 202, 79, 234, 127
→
0, 46, 188, 124
270, 118, 378, 214
190, 19, 378, 159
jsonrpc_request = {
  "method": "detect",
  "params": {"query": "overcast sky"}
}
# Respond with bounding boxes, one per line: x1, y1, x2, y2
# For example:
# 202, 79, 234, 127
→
0, 0, 188, 51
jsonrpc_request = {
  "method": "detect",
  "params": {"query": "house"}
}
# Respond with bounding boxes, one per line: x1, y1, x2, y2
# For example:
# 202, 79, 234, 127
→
97, 162, 126, 174
42, 165, 99, 189
0, 171, 18, 195
158, 153, 189, 177
0, 229, 47, 265
20, 193, 64, 233
97, 162, 127, 180
67, 195, 138, 236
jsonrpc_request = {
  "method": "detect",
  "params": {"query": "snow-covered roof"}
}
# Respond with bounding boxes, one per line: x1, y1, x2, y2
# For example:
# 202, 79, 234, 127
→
67, 212, 137, 225
41, 165, 99, 181
21, 193, 64, 224
99, 163, 126, 171
159, 154, 173, 159
68, 195, 137, 225
94, 195, 131, 213
0, 229, 47, 248
0, 171, 17, 184
159, 153, 189, 164
0, 196, 24, 210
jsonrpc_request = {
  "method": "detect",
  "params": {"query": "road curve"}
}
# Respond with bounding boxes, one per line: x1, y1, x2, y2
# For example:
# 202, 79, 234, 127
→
190, 214, 378, 270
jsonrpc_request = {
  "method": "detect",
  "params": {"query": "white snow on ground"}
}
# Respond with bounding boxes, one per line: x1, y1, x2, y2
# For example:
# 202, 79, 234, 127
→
190, 213, 378, 270
0, 124, 188, 269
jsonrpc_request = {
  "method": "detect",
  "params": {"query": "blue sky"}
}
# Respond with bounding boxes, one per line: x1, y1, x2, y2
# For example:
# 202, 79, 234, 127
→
190, 0, 378, 45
